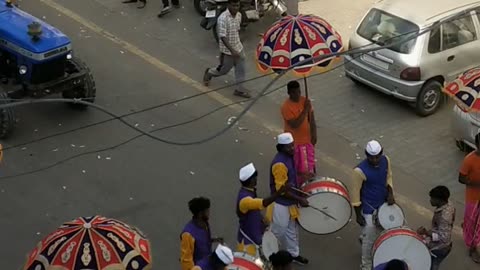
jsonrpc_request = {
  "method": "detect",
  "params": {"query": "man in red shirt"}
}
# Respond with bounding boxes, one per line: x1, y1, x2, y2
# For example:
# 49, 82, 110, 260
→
280, 81, 317, 186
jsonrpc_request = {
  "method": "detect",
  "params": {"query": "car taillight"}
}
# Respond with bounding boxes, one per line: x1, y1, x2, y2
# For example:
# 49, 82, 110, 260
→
400, 67, 421, 81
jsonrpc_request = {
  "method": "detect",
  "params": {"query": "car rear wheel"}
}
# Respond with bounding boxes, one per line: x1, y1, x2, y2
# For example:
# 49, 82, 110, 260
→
0, 92, 15, 139
63, 57, 96, 110
415, 80, 443, 117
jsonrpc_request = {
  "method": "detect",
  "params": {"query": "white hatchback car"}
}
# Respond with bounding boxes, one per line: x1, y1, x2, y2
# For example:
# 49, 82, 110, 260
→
345, 0, 480, 116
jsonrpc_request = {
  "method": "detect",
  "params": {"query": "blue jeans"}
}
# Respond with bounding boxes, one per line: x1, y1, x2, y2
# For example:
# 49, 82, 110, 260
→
431, 244, 452, 270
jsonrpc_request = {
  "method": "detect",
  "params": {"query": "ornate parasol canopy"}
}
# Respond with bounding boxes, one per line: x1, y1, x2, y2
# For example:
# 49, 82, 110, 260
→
443, 67, 480, 112
24, 215, 152, 270
256, 14, 344, 77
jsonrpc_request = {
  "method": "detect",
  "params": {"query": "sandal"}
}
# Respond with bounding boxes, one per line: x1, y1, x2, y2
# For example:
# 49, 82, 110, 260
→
137, 0, 146, 8
203, 68, 211, 86
471, 250, 480, 263
234, 90, 251, 98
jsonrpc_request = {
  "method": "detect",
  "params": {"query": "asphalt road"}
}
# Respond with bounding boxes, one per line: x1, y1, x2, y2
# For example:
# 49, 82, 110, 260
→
0, 0, 476, 269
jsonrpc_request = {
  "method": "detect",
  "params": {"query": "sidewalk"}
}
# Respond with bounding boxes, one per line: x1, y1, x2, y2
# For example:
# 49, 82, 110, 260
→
299, 0, 376, 42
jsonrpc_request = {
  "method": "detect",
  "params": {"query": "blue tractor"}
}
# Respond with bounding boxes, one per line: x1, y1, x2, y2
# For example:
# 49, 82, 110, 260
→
0, 0, 96, 138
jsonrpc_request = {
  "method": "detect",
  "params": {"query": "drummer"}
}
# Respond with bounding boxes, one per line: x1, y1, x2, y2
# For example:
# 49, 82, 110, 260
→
192, 244, 234, 270
180, 197, 223, 270
351, 140, 395, 270
266, 132, 309, 265
236, 163, 287, 256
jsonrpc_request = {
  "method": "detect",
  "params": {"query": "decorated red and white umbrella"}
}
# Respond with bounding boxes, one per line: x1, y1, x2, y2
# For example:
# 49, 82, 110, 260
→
443, 67, 480, 112
256, 14, 344, 95
24, 215, 152, 270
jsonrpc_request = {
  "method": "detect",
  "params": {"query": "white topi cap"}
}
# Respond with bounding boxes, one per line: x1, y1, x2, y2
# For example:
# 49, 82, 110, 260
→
366, 140, 382, 156
277, 132, 294, 145
239, 163, 256, 182
215, 244, 234, 265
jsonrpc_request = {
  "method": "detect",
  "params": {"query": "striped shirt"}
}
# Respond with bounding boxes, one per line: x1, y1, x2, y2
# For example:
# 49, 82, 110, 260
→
217, 9, 243, 55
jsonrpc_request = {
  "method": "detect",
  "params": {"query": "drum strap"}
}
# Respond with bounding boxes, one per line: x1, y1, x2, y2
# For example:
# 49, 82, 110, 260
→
239, 228, 264, 258
239, 229, 260, 248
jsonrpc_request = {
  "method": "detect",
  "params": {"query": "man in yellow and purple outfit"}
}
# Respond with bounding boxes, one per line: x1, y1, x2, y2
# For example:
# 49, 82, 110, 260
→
236, 163, 286, 256
267, 132, 309, 265
180, 197, 220, 270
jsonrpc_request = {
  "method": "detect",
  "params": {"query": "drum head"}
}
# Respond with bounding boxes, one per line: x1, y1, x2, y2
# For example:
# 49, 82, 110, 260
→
261, 231, 279, 259
373, 231, 431, 269
378, 203, 405, 230
227, 252, 263, 270
298, 192, 352, 235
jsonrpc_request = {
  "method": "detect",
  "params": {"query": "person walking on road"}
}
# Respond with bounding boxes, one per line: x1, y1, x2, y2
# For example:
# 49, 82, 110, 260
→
269, 250, 294, 270
158, 0, 181, 17
459, 132, 480, 263
180, 197, 223, 270
417, 185, 455, 270
192, 244, 234, 270
236, 163, 287, 256
281, 80, 317, 186
266, 132, 310, 265
203, 0, 250, 98
351, 140, 395, 270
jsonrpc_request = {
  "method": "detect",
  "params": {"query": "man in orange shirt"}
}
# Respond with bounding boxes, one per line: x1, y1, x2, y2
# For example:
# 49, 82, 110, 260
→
459, 132, 480, 263
281, 81, 317, 186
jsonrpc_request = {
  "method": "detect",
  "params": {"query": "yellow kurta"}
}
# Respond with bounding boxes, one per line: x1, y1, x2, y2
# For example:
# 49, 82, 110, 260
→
265, 162, 299, 221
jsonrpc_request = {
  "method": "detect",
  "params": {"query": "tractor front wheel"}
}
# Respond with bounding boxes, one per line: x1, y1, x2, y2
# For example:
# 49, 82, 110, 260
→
0, 92, 15, 139
63, 57, 96, 110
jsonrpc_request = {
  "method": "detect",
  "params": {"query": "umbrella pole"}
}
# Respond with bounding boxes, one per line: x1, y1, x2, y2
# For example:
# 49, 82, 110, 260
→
304, 76, 309, 98
304, 76, 311, 122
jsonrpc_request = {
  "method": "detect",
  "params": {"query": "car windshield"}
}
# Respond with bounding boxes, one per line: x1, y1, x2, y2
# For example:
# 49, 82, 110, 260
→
357, 8, 420, 54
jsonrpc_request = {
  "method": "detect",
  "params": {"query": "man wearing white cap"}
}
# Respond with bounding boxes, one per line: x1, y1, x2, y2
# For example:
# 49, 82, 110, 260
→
351, 140, 395, 270
236, 163, 287, 256
266, 132, 310, 265
192, 244, 234, 270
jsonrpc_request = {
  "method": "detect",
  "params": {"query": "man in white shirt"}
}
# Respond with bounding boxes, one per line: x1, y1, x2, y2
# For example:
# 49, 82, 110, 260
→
202, 0, 250, 98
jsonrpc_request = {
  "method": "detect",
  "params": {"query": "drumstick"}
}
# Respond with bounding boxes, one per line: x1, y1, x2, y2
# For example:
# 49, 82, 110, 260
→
290, 186, 310, 197
290, 187, 338, 221
308, 205, 338, 221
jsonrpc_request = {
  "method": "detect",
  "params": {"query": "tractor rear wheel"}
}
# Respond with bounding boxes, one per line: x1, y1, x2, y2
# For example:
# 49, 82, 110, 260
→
0, 92, 15, 139
62, 57, 96, 110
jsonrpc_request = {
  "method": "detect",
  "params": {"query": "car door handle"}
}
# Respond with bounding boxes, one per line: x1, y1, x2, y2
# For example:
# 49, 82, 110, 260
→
447, 55, 455, 61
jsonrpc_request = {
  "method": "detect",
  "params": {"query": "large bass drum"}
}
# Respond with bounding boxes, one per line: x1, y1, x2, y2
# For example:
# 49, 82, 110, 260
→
226, 252, 264, 270
372, 227, 431, 270
297, 177, 352, 235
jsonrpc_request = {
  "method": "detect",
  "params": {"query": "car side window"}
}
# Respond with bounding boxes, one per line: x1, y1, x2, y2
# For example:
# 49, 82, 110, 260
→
442, 15, 477, 50
428, 14, 477, 53
428, 28, 441, 53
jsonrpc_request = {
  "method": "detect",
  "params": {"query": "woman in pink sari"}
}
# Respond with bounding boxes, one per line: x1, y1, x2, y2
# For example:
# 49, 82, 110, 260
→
459, 132, 480, 263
